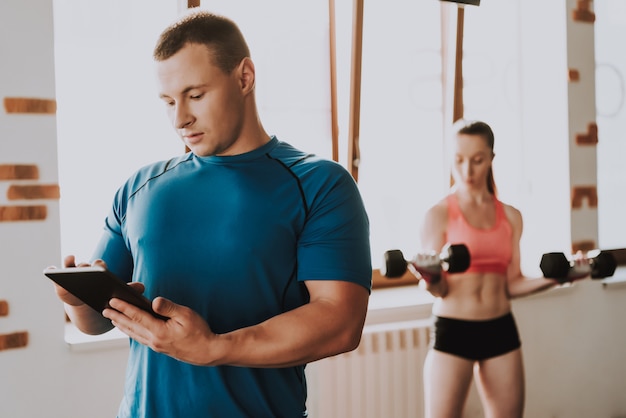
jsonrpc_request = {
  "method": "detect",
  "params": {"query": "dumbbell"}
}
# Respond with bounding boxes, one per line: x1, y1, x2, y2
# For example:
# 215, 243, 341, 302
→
382, 243, 471, 284
540, 250, 617, 282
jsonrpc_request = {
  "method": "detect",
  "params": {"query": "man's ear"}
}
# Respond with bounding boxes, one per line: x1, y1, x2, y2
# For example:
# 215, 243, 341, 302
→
237, 57, 255, 94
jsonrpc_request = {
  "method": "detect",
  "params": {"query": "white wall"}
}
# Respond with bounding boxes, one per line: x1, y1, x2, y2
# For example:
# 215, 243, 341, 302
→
0, 1, 127, 417
514, 276, 626, 417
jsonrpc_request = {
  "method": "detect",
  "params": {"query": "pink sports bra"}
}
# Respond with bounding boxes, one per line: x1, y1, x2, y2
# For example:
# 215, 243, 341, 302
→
445, 194, 512, 275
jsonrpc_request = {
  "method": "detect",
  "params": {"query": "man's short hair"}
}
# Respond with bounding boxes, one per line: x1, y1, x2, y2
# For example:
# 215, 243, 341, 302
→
153, 9, 250, 73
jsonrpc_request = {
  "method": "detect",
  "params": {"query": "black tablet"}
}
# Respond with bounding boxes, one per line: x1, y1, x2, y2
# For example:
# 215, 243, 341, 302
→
44, 266, 167, 320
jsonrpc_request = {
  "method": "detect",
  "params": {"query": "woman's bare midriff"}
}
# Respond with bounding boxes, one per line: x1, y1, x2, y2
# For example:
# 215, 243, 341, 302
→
432, 272, 511, 320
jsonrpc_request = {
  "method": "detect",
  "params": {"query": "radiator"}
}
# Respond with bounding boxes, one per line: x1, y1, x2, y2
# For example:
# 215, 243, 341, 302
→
307, 319, 432, 418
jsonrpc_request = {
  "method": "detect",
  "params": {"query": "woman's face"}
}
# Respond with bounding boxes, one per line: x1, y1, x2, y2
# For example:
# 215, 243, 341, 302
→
451, 133, 494, 191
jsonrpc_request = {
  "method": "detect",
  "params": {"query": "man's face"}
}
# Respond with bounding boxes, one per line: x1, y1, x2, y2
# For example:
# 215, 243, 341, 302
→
157, 43, 246, 157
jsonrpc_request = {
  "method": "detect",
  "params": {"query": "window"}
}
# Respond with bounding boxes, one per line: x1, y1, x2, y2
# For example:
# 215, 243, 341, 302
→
356, 0, 445, 268
359, 1, 572, 276
595, 0, 626, 250
53, 0, 181, 263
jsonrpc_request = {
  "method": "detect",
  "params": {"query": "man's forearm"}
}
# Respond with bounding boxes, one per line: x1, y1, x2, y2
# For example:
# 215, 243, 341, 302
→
65, 303, 115, 335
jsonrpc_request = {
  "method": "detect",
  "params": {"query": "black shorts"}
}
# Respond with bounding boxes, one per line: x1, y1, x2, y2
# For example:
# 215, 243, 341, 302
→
432, 312, 521, 361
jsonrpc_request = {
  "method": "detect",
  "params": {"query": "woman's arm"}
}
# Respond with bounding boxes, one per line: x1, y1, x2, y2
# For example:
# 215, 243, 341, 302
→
505, 206, 558, 298
417, 202, 450, 297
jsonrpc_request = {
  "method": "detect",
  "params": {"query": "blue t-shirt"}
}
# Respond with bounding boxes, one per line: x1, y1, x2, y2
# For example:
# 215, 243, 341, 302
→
92, 137, 372, 418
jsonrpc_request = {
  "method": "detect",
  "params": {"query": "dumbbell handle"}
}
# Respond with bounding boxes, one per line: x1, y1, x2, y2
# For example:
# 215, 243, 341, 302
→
408, 253, 445, 284
563, 257, 592, 282
566, 253, 616, 281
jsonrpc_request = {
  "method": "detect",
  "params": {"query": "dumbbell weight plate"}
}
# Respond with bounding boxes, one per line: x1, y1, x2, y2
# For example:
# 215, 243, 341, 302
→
382, 249, 408, 278
590, 251, 617, 279
441, 243, 471, 273
540, 252, 570, 279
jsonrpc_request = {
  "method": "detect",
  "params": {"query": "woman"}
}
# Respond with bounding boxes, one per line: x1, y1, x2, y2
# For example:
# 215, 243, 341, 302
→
417, 120, 561, 418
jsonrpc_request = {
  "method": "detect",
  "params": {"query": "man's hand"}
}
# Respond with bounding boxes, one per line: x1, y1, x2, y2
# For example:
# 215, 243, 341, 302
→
103, 297, 218, 366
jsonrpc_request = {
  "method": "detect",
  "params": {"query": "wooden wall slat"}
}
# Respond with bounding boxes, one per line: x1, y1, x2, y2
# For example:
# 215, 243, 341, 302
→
7, 184, 60, 200
3, 97, 56, 114
0, 331, 29, 351
575, 122, 598, 145
572, 0, 596, 23
0, 165, 39, 180
572, 240, 597, 253
347, 0, 364, 181
371, 268, 418, 289
571, 186, 598, 209
0, 205, 47, 221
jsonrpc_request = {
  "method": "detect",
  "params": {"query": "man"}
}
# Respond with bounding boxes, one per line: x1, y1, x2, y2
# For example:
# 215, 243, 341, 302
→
53, 9, 371, 418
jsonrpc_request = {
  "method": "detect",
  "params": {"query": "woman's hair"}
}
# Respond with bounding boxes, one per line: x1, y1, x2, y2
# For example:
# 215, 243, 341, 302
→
453, 119, 497, 196
153, 9, 250, 74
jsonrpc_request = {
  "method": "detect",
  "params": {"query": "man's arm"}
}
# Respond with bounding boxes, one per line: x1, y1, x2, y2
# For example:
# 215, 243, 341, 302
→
104, 279, 369, 367
216, 280, 370, 367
